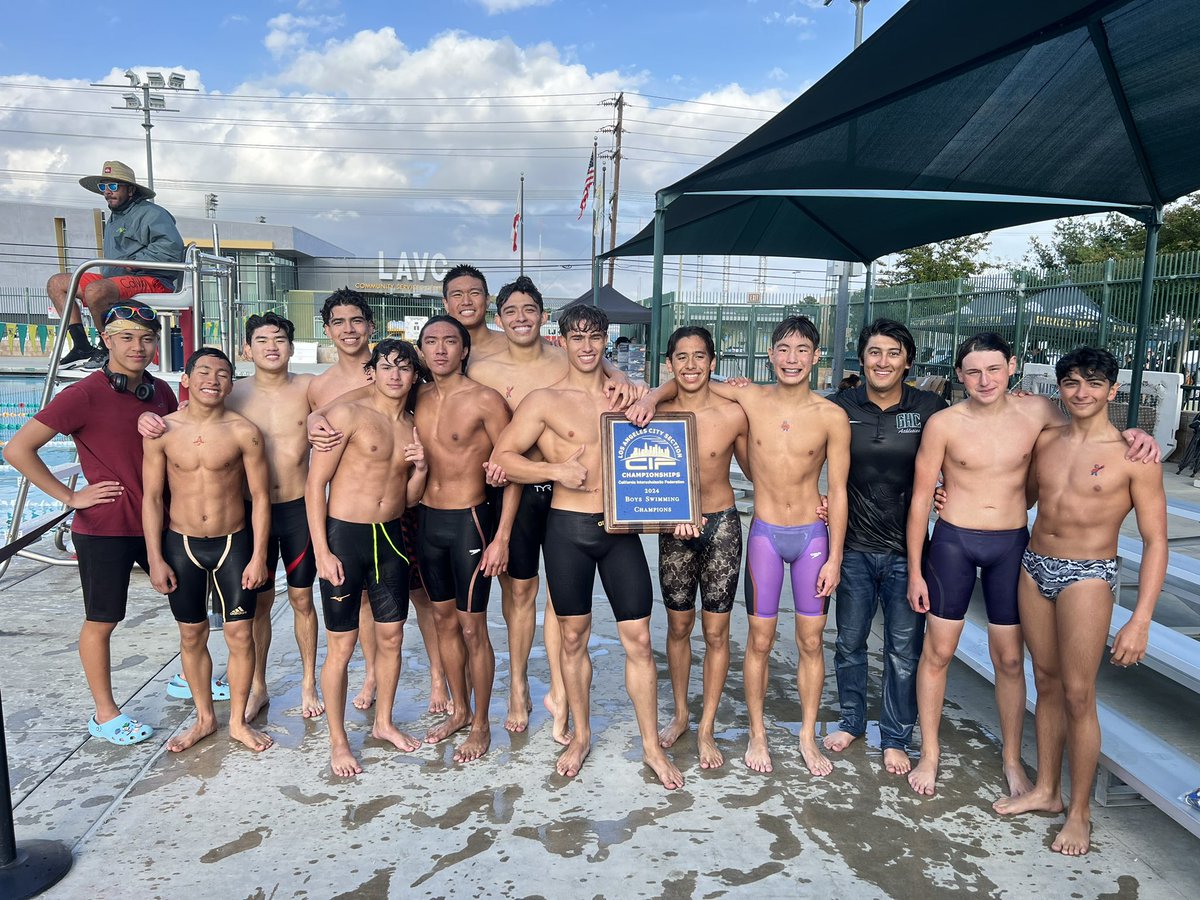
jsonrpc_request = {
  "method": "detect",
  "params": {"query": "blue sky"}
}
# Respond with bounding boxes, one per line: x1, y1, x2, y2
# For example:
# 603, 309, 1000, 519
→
6, 1, 900, 97
3, 0, 1058, 299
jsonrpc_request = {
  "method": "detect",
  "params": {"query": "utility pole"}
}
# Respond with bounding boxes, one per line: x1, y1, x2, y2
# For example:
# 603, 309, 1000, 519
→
601, 92, 625, 286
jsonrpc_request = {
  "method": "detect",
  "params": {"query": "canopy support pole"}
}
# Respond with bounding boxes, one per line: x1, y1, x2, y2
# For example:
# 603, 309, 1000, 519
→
863, 261, 875, 324
1127, 208, 1163, 428
650, 192, 668, 387
831, 265, 851, 386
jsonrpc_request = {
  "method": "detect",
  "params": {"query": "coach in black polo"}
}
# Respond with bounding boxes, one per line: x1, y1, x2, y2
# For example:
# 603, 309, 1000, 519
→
823, 319, 947, 775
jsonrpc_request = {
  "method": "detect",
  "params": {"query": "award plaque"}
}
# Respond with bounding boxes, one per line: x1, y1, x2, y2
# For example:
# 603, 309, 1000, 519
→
601, 411, 701, 534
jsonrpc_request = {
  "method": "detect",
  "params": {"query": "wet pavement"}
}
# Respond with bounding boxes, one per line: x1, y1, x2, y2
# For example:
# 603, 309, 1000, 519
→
3, 516, 1197, 899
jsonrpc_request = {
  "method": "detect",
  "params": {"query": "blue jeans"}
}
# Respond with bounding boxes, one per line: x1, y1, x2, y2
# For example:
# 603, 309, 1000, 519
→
834, 550, 925, 751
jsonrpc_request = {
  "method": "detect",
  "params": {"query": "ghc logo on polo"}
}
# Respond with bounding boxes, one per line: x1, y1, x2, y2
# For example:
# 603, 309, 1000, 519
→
895, 412, 922, 434
618, 428, 682, 474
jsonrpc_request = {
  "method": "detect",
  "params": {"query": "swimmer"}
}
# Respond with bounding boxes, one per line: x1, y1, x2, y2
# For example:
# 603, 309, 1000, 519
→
228, 314, 322, 720
143, 312, 324, 720
414, 316, 518, 763
642, 326, 750, 769
992, 348, 1165, 856
142, 348, 273, 754
307, 288, 449, 717
906, 333, 1159, 799
633, 316, 849, 777
824, 320, 946, 776
491, 304, 683, 789
305, 339, 428, 777
465, 275, 644, 738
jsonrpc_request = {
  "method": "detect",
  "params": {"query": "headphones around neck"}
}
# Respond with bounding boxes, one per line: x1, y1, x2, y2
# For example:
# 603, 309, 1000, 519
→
103, 363, 156, 402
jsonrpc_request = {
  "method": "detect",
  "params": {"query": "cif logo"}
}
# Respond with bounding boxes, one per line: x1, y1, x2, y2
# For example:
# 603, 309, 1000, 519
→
621, 433, 680, 472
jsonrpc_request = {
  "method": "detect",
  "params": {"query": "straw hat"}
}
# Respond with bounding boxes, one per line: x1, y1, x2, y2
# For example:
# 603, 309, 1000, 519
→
78, 160, 155, 199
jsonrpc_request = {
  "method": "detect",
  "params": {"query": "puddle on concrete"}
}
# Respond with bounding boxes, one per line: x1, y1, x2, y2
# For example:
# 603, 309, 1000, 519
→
200, 825, 269, 863
411, 827, 497, 888
278, 784, 335, 806
331, 865, 394, 899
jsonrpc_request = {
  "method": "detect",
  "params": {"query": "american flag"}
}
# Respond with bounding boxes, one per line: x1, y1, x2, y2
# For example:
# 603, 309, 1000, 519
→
577, 150, 596, 220
512, 185, 521, 252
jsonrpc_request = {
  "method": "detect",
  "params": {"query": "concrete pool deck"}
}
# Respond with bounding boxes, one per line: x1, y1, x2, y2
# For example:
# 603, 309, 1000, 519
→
2, 521, 1197, 899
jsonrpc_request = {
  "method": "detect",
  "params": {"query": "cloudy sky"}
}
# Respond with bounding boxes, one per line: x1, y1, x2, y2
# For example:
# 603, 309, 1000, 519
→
0, 0, 1063, 299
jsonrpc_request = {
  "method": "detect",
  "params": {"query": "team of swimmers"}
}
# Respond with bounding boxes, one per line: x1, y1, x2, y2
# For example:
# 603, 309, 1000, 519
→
2, 264, 1167, 857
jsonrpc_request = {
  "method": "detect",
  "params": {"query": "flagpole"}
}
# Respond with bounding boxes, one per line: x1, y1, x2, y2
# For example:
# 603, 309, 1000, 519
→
589, 137, 599, 303
518, 173, 525, 276
594, 159, 606, 303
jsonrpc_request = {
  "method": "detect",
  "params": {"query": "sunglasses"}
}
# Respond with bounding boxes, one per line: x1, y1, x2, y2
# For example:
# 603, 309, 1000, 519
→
104, 304, 158, 324
97, 182, 125, 193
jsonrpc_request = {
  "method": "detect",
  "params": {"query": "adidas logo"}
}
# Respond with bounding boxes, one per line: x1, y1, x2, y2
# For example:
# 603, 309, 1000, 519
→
229, 606, 247, 616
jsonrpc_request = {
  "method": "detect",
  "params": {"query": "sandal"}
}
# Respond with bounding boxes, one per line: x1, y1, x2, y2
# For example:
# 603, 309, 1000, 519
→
88, 713, 153, 746
166, 675, 231, 701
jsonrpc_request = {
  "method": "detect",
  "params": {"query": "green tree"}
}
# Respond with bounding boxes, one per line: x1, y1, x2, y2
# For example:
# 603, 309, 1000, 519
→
1027, 194, 1200, 269
881, 233, 993, 286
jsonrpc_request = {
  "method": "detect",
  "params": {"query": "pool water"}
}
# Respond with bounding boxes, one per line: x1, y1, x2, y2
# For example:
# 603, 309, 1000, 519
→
0, 375, 79, 530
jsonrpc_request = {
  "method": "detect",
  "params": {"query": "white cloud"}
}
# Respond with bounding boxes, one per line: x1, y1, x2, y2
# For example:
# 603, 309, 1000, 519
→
476, 0, 555, 13
264, 13, 345, 59
1, 31, 895, 297
767, 67, 788, 81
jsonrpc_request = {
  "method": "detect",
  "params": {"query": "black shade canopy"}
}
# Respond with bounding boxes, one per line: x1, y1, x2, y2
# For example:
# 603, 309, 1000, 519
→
561, 284, 651, 325
607, 0, 1200, 263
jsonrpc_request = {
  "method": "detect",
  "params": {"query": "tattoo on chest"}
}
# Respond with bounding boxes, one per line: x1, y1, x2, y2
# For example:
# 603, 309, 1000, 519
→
193, 435, 204, 446
1090, 464, 1105, 477
780, 420, 791, 432
505, 386, 514, 400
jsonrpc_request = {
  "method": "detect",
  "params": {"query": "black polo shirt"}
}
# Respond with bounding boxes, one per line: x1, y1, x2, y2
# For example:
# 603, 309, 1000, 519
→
831, 384, 948, 556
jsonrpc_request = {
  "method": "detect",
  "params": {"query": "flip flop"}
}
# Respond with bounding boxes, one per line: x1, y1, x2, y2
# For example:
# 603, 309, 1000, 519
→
88, 714, 153, 746
166, 675, 231, 701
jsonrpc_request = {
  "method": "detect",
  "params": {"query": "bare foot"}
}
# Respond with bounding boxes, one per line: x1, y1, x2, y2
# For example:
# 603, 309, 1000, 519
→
331, 744, 363, 778
883, 748, 913, 776
351, 679, 376, 711
908, 754, 939, 795
799, 736, 833, 777
823, 729, 858, 753
743, 733, 773, 773
1051, 816, 1092, 856
1003, 761, 1035, 799
505, 685, 531, 733
428, 679, 451, 715
556, 737, 590, 778
543, 692, 571, 746
167, 718, 217, 753
698, 731, 725, 769
371, 722, 421, 752
658, 714, 689, 749
243, 688, 270, 724
425, 711, 470, 745
229, 722, 274, 753
300, 684, 325, 719
645, 750, 684, 789
454, 725, 491, 762
993, 786, 1064, 816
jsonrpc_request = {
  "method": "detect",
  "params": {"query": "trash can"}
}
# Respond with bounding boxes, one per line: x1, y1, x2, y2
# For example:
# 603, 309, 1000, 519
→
170, 327, 183, 370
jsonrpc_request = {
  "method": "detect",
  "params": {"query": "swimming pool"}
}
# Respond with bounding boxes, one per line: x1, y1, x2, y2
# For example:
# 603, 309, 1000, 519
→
0, 375, 78, 529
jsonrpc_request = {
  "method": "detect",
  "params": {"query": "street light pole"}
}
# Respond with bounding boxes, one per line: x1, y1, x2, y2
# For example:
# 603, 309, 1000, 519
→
91, 70, 195, 193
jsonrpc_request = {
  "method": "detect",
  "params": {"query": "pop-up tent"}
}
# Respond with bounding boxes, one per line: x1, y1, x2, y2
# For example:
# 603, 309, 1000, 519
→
559, 284, 651, 325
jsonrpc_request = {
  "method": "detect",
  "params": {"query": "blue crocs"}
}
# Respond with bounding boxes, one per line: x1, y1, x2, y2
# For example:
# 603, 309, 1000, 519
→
88, 714, 153, 746
166, 674, 230, 701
